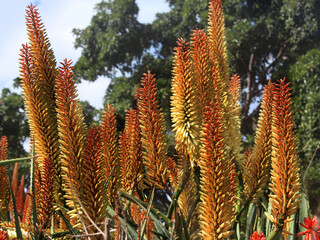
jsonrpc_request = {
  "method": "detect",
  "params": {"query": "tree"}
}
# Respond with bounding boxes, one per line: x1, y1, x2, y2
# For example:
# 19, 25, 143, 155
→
73, 0, 319, 136
73, 0, 320, 210
289, 48, 320, 213
0, 87, 29, 159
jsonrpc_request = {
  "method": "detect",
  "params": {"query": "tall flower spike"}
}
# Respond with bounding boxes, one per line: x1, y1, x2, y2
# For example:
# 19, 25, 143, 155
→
171, 39, 201, 167
55, 59, 87, 219
16, 175, 25, 219
269, 79, 301, 229
191, 29, 214, 115
137, 71, 168, 188
26, 4, 57, 103
8, 162, 19, 214
208, 0, 244, 169
119, 109, 143, 191
244, 81, 274, 202
24, 5, 62, 204
0, 136, 9, 219
208, 0, 229, 87
81, 125, 108, 232
101, 105, 119, 206
38, 156, 54, 230
199, 101, 235, 240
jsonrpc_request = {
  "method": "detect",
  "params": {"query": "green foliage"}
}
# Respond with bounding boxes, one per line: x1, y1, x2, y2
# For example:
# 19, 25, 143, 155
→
73, 0, 320, 137
0, 88, 28, 159
80, 100, 99, 126
289, 48, 320, 212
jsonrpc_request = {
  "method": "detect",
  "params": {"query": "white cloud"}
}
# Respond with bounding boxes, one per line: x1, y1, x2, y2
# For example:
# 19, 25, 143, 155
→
77, 77, 110, 109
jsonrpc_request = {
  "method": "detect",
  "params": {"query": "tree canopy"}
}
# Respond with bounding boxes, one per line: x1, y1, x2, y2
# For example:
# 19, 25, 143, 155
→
73, 0, 320, 212
0, 87, 29, 158
73, 0, 319, 134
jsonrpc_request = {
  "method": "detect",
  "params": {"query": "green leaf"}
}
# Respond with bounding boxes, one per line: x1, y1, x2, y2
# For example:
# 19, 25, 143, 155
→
9, 176, 23, 240
119, 190, 172, 239
0, 156, 34, 167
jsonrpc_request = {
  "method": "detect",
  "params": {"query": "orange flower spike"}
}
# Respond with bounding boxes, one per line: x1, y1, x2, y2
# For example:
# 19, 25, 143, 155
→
82, 125, 108, 228
208, 0, 229, 85
55, 59, 87, 218
137, 71, 168, 188
101, 105, 119, 205
25, 4, 57, 102
16, 175, 25, 218
22, 189, 32, 226
244, 81, 274, 201
0, 136, 9, 218
38, 156, 54, 230
20, 34, 62, 206
191, 29, 213, 114
171, 39, 201, 167
269, 78, 301, 227
199, 102, 236, 239
119, 109, 143, 191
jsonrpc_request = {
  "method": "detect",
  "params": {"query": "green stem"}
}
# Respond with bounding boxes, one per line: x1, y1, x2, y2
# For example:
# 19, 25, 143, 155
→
266, 226, 283, 240
0, 155, 36, 166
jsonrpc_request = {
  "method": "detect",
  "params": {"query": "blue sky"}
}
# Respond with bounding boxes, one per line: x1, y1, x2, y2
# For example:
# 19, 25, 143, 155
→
0, 0, 169, 109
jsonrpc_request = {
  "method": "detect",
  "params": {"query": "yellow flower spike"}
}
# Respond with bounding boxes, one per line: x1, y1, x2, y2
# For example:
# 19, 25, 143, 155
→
171, 39, 201, 167
269, 78, 301, 230
244, 81, 274, 202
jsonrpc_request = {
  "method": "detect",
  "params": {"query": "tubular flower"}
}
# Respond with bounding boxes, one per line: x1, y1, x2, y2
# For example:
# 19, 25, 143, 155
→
137, 71, 168, 188
269, 79, 301, 227
119, 109, 143, 191
199, 101, 236, 240
208, 0, 244, 170
38, 156, 54, 230
208, 0, 229, 86
171, 39, 201, 167
22, 5, 63, 206
244, 81, 274, 202
16, 175, 25, 218
190, 29, 214, 115
101, 105, 119, 206
55, 59, 88, 219
250, 231, 266, 240
297, 215, 320, 240
0, 136, 9, 219
82, 125, 108, 231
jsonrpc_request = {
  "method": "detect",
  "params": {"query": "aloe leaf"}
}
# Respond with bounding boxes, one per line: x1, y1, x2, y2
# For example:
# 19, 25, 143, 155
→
245, 203, 256, 240
119, 190, 172, 238
9, 176, 23, 240
0, 156, 34, 167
